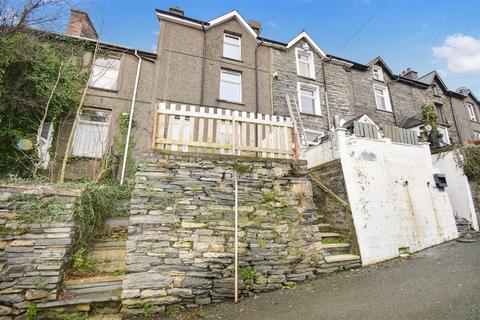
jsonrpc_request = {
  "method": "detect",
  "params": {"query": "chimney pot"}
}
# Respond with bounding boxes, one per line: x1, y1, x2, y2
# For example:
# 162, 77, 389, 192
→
247, 19, 262, 35
169, 7, 184, 16
66, 9, 98, 40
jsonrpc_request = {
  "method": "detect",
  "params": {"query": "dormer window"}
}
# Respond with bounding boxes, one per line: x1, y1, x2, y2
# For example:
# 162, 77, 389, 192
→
432, 84, 440, 96
372, 65, 384, 81
223, 33, 241, 60
296, 48, 315, 79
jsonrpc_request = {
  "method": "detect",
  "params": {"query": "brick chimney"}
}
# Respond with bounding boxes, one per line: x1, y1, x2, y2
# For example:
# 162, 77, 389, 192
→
66, 9, 98, 40
248, 20, 262, 35
169, 7, 184, 16
401, 68, 418, 80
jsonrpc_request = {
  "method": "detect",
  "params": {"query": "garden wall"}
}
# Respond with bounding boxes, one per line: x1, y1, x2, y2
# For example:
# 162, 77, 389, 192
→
0, 184, 79, 318
122, 152, 335, 315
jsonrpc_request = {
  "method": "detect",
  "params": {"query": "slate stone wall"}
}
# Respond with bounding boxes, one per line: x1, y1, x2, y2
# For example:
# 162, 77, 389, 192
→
122, 152, 332, 314
0, 185, 78, 318
470, 180, 480, 227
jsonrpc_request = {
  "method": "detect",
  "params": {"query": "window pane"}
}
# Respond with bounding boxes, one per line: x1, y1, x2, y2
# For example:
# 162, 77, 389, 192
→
221, 70, 241, 83
220, 80, 241, 102
376, 95, 386, 110
301, 95, 315, 114
71, 113, 110, 158
299, 61, 310, 77
374, 88, 384, 97
89, 61, 119, 90
224, 43, 241, 60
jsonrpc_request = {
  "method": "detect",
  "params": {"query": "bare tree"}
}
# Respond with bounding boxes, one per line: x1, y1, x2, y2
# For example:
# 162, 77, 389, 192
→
0, 0, 71, 36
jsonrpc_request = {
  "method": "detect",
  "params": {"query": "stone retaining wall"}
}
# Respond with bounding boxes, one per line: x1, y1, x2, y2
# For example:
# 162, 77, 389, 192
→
471, 180, 480, 228
0, 185, 79, 319
122, 152, 331, 315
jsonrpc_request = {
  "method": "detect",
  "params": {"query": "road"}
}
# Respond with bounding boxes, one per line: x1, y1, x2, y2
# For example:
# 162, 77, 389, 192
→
203, 238, 480, 320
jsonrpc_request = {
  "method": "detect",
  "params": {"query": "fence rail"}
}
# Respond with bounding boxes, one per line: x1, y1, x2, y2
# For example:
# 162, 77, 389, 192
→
153, 102, 296, 158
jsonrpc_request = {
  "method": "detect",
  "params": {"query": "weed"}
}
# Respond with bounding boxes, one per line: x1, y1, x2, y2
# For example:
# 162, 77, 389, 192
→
240, 266, 256, 286
35, 281, 47, 290
71, 248, 95, 272
190, 184, 200, 192
25, 302, 37, 320
282, 282, 296, 289
232, 163, 252, 174
258, 238, 265, 248
197, 306, 207, 318
165, 304, 181, 315
65, 313, 89, 320
142, 302, 152, 317
108, 270, 125, 277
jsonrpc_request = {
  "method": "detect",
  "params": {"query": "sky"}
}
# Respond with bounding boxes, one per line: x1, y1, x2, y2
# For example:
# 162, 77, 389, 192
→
66, 0, 479, 94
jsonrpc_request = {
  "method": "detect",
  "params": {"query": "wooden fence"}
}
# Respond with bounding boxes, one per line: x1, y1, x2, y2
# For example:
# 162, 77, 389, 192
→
153, 102, 296, 158
384, 125, 418, 145
353, 122, 379, 139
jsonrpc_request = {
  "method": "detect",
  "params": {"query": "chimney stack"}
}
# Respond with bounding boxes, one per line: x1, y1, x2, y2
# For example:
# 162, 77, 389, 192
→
169, 7, 184, 16
248, 20, 262, 35
402, 68, 418, 80
66, 9, 98, 40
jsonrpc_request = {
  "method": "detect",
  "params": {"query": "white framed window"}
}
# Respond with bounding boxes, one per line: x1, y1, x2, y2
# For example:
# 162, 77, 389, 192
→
467, 103, 477, 122
298, 82, 321, 115
304, 129, 325, 146
71, 109, 111, 158
437, 126, 450, 145
372, 65, 384, 81
473, 131, 480, 141
36, 122, 54, 169
223, 33, 241, 60
436, 104, 446, 124
295, 48, 315, 79
220, 69, 242, 103
432, 84, 440, 96
373, 84, 392, 112
89, 56, 121, 90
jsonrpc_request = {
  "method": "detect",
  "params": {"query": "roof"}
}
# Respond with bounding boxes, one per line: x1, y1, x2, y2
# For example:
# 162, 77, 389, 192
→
286, 31, 326, 58
327, 54, 368, 70
456, 87, 480, 104
399, 116, 422, 129
418, 71, 449, 92
367, 56, 395, 78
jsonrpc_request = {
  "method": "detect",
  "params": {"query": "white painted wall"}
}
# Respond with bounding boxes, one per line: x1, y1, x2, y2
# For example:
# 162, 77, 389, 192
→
333, 130, 458, 265
432, 151, 478, 231
304, 129, 344, 168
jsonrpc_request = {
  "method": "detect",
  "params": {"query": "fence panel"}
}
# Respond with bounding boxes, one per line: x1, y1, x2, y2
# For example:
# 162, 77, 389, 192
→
384, 125, 418, 145
154, 102, 295, 158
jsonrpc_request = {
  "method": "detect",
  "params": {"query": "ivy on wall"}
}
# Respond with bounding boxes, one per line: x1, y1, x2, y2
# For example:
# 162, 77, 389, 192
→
0, 31, 90, 177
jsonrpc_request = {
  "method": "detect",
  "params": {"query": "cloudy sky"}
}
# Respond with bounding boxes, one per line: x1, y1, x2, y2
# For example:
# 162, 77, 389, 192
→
73, 0, 479, 93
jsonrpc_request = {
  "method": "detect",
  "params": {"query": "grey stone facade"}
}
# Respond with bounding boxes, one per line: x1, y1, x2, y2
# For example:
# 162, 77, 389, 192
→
0, 185, 79, 318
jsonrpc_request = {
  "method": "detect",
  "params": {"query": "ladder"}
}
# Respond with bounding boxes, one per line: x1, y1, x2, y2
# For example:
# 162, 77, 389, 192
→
286, 94, 308, 148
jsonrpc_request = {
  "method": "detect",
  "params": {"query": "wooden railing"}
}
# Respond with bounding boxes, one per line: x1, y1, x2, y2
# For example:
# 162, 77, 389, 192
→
153, 102, 296, 159
383, 125, 418, 145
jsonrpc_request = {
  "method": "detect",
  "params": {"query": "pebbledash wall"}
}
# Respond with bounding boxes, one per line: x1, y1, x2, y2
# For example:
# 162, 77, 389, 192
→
305, 129, 459, 265
121, 152, 358, 314
0, 185, 78, 318
432, 151, 478, 231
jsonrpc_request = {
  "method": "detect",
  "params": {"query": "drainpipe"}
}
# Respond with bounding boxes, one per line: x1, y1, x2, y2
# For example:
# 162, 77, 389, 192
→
321, 58, 332, 131
200, 23, 207, 107
255, 40, 264, 151
120, 50, 142, 185
448, 95, 463, 145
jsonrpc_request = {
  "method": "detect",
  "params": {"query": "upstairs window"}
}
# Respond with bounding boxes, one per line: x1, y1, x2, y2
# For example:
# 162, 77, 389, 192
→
71, 109, 110, 158
220, 69, 242, 103
473, 131, 480, 141
372, 65, 384, 81
373, 85, 392, 112
432, 84, 440, 96
305, 130, 325, 146
298, 83, 321, 115
223, 33, 241, 60
89, 57, 121, 90
436, 103, 446, 124
296, 48, 314, 78
467, 103, 477, 122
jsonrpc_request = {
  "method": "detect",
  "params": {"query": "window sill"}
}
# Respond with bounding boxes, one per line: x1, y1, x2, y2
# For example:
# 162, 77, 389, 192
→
88, 86, 119, 93
297, 74, 316, 81
217, 99, 245, 106
222, 56, 243, 63
469, 120, 478, 124
438, 122, 450, 127
375, 108, 394, 114
300, 112, 322, 118
373, 78, 385, 83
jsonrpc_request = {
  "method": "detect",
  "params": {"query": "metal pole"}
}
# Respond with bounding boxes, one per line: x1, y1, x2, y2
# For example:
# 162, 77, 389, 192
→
234, 171, 238, 302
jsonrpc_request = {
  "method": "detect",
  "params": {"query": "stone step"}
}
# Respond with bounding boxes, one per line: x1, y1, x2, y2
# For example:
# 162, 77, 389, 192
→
318, 223, 330, 230
320, 232, 341, 238
65, 280, 123, 295
105, 217, 129, 227
64, 275, 124, 287
321, 243, 351, 254
88, 248, 126, 261
37, 292, 120, 309
324, 254, 360, 264
93, 240, 126, 250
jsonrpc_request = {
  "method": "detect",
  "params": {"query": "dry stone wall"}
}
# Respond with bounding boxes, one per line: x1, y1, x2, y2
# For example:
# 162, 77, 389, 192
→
122, 152, 333, 314
0, 185, 79, 319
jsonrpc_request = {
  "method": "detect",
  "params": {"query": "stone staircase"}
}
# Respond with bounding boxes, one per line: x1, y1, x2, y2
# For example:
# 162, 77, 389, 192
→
38, 217, 128, 318
455, 217, 474, 236
317, 220, 361, 272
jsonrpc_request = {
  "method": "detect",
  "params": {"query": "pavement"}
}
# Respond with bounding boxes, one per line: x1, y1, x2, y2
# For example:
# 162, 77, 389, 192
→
201, 238, 480, 320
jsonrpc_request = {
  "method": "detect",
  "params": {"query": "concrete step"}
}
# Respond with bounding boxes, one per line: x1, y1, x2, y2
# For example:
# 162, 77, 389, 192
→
93, 240, 126, 250
320, 232, 341, 238
321, 243, 351, 254
324, 254, 361, 264
88, 248, 126, 261
65, 280, 123, 296
64, 275, 125, 287
105, 217, 129, 227
37, 292, 120, 309
318, 223, 330, 231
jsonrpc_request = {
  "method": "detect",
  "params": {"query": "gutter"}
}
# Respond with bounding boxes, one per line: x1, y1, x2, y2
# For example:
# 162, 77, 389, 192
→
448, 95, 463, 145
120, 50, 142, 185
321, 58, 332, 131
200, 23, 207, 107
254, 39, 264, 150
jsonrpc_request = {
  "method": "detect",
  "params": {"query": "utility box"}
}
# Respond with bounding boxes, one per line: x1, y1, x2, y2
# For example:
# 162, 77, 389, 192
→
433, 174, 448, 188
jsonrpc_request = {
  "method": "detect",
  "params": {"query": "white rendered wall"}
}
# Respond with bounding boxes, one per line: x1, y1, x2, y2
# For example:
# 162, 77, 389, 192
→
335, 131, 458, 265
432, 151, 478, 231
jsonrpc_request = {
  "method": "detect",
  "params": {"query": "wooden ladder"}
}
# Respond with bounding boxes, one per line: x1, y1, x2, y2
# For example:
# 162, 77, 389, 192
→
286, 94, 308, 148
